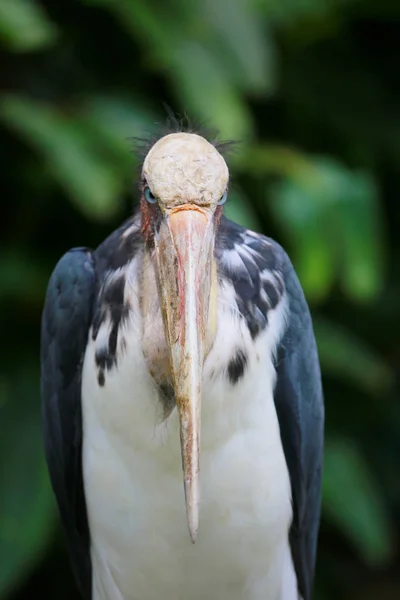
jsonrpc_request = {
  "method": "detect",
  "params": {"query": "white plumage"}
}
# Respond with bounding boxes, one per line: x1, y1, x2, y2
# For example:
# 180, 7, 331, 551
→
81, 255, 297, 600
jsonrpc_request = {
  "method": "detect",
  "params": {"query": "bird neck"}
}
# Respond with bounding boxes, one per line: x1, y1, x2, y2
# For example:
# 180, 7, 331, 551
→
205, 258, 218, 357
139, 250, 218, 379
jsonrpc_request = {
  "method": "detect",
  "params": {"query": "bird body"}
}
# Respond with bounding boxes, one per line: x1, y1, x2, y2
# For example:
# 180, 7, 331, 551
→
82, 218, 294, 600
41, 131, 324, 600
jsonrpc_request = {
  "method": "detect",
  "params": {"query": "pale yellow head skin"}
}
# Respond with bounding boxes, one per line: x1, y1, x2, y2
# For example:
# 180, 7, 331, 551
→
142, 132, 229, 210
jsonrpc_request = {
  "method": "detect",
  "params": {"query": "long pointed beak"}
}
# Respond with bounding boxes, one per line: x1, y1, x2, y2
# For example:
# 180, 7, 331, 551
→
154, 206, 215, 542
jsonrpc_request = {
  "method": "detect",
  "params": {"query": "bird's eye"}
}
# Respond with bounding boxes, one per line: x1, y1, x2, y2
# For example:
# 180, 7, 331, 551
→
144, 186, 157, 204
218, 189, 228, 206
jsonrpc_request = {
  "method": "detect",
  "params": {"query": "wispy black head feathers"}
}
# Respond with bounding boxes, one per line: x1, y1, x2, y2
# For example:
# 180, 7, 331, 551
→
130, 107, 238, 165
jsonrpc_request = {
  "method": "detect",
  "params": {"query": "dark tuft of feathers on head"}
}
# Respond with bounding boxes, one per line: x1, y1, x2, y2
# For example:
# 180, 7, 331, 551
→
129, 106, 238, 167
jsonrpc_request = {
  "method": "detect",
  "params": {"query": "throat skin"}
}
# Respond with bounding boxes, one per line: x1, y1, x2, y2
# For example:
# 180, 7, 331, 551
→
139, 250, 218, 394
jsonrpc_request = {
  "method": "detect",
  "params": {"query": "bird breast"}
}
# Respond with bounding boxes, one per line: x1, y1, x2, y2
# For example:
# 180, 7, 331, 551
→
81, 252, 295, 600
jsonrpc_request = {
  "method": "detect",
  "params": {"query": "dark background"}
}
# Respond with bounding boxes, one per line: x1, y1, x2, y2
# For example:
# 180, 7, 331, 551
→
0, 1, 399, 599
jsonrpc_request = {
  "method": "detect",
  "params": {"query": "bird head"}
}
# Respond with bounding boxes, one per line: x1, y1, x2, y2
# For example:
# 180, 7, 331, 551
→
140, 132, 229, 542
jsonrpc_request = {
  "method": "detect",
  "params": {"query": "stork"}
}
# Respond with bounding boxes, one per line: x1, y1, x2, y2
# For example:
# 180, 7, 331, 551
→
41, 129, 324, 600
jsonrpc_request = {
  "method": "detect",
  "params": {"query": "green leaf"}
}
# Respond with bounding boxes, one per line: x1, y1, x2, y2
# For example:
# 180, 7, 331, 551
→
323, 437, 393, 565
170, 40, 253, 141
84, 0, 174, 62
254, 0, 355, 25
304, 158, 384, 303
224, 187, 262, 231
269, 177, 336, 302
0, 95, 123, 221
80, 96, 157, 166
197, 0, 276, 94
0, 252, 48, 303
337, 171, 385, 302
314, 317, 394, 396
85, 0, 254, 141
0, 0, 57, 52
0, 368, 56, 596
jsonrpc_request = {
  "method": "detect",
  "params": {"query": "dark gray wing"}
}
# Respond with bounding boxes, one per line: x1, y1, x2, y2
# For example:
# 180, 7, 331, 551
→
274, 253, 324, 600
41, 248, 96, 600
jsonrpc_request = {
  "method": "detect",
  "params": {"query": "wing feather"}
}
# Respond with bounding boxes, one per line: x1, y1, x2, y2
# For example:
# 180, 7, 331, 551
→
273, 253, 324, 600
41, 248, 96, 600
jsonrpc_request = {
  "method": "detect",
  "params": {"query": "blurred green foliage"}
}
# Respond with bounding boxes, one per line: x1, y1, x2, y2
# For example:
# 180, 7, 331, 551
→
0, 0, 399, 599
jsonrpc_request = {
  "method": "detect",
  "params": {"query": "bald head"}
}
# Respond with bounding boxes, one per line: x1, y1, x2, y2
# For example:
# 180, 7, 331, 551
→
142, 133, 229, 210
